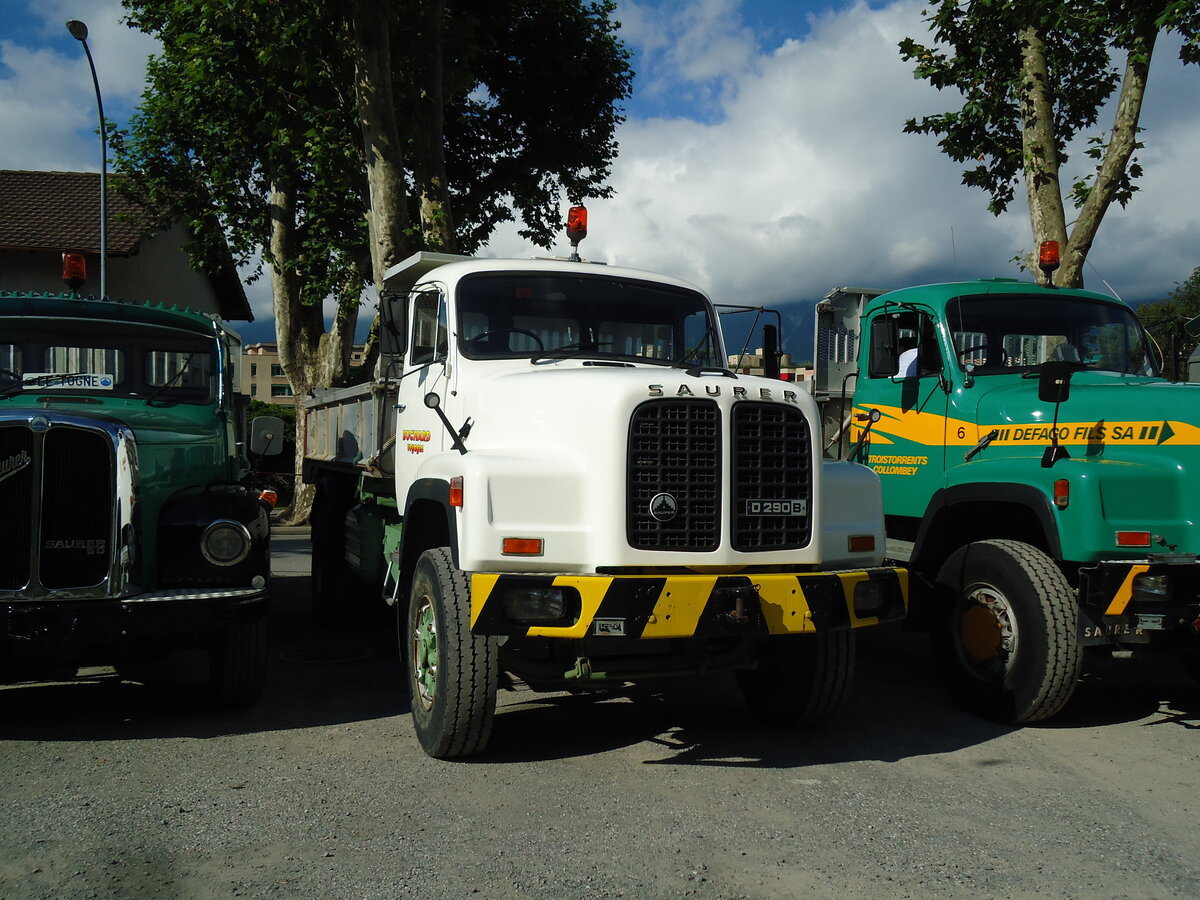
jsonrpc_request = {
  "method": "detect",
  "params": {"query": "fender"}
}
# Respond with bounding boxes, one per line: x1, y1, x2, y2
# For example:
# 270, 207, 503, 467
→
400, 477, 460, 573
910, 482, 1062, 576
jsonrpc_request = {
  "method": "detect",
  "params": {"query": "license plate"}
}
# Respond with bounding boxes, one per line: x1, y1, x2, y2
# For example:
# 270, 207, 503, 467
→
744, 499, 807, 516
592, 618, 626, 636
1135, 613, 1166, 631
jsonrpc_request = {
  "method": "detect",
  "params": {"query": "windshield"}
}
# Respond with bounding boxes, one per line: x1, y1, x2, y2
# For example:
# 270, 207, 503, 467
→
946, 294, 1157, 376
0, 318, 218, 404
456, 272, 721, 366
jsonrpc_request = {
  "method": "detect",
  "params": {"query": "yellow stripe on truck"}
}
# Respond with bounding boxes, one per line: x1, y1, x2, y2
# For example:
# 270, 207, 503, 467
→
470, 570, 908, 638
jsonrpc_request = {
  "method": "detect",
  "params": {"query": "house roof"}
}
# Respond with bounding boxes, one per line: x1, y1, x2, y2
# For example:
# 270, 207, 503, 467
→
0, 170, 253, 321
0, 170, 149, 254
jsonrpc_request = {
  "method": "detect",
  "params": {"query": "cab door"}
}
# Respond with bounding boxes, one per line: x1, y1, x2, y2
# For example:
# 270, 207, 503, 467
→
394, 286, 449, 493
852, 309, 948, 518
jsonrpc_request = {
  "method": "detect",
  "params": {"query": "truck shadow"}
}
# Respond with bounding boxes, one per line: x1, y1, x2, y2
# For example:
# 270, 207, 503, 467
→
481, 625, 1199, 765
2, 589, 1193, 753
0, 573, 409, 742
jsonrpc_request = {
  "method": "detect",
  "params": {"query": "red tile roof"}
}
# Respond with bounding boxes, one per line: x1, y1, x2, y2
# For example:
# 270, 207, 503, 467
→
0, 170, 150, 255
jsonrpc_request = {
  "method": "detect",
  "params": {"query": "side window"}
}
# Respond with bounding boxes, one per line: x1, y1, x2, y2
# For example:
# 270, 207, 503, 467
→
869, 312, 940, 378
410, 289, 448, 366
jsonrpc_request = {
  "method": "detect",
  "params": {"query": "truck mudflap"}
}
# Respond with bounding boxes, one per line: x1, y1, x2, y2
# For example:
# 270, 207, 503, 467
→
470, 568, 907, 639
1078, 559, 1200, 648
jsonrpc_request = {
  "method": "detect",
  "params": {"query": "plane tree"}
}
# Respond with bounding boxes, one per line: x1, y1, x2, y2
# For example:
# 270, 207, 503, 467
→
900, 1, 1199, 287
114, 0, 632, 520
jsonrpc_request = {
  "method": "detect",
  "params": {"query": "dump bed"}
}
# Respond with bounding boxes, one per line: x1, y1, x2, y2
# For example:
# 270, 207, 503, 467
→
303, 380, 398, 478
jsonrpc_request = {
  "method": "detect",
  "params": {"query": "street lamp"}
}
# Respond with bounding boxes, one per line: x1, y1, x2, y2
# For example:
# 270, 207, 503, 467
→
67, 19, 107, 299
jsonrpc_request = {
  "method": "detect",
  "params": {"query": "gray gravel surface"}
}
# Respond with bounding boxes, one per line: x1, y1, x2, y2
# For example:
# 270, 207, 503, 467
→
2, 527, 1198, 899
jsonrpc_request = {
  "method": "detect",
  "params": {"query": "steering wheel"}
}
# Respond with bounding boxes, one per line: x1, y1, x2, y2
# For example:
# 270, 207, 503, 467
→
469, 329, 544, 352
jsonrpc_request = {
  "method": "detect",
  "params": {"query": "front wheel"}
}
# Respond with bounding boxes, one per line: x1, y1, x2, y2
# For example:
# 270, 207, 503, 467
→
405, 548, 497, 758
210, 614, 268, 708
935, 539, 1081, 723
737, 630, 855, 728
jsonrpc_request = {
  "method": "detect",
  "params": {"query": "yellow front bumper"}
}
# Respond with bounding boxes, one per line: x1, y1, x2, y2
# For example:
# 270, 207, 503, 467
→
470, 568, 908, 639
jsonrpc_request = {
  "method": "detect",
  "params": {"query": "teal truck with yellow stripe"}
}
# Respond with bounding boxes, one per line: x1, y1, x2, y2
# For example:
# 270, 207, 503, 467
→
814, 258, 1200, 724
302, 215, 907, 758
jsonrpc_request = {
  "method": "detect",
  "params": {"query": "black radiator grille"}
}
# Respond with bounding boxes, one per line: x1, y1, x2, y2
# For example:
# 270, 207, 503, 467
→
627, 400, 720, 550
0, 422, 115, 592
40, 427, 114, 588
0, 425, 34, 590
731, 402, 812, 550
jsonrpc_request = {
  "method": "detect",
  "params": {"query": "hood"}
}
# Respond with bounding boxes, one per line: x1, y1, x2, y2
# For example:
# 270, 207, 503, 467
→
968, 371, 1200, 452
455, 361, 808, 450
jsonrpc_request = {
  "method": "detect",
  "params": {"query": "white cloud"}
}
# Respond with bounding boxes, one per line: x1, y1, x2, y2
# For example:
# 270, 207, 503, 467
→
488, 0, 1200, 308
2, 0, 1196, 339
0, 0, 157, 173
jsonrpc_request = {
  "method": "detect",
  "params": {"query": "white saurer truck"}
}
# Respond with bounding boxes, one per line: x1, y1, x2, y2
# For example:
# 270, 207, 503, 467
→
303, 226, 907, 757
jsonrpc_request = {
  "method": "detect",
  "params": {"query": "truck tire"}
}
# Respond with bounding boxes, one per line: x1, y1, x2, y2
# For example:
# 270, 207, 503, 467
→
935, 539, 1081, 724
737, 630, 855, 728
404, 547, 497, 758
311, 472, 356, 619
210, 614, 268, 708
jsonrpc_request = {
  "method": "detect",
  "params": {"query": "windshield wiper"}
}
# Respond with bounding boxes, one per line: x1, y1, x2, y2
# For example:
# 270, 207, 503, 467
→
0, 370, 91, 399
672, 326, 718, 368
531, 341, 613, 363
145, 353, 196, 406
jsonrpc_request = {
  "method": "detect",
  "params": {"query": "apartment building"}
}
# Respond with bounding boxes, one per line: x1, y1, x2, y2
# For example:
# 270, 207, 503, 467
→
241, 342, 367, 404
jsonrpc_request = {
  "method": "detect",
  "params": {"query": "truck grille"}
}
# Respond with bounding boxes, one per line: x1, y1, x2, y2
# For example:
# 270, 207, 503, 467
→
731, 402, 812, 550
0, 421, 115, 592
626, 399, 812, 552
627, 400, 721, 550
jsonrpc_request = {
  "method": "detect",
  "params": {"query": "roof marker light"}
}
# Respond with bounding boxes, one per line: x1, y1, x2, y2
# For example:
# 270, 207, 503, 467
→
1038, 240, 1061, 273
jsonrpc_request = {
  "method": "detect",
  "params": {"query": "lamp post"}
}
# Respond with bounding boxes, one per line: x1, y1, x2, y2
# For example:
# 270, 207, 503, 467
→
67, 19, 107, 300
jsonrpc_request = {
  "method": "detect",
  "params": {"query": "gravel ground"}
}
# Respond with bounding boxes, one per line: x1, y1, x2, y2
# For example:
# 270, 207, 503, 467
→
1, 527, 1198, 899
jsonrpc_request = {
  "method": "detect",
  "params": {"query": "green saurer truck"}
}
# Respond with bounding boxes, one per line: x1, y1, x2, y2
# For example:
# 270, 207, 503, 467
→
0, 291, 281, 705
812, 259, 1200, 723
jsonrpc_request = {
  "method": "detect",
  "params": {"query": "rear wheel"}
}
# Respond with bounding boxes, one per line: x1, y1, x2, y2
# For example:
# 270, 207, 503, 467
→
310, 472, 356, 619
935, 539, 1080, 723
737, 630, 855, 728
405, 547, 497, 758
210, 614, 268, 708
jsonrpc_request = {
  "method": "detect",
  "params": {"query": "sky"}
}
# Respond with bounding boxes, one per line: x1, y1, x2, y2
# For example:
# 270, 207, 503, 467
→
2, 0, 1198, 350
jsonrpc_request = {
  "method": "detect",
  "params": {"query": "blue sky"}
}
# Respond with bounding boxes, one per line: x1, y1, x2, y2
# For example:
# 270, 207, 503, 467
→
1, 0, 1198, 346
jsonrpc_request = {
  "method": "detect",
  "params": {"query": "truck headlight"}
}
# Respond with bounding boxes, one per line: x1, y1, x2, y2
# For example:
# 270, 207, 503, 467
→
201, 519, 252, 566
1132, 573, 1169, 603
503, 587, 573, 624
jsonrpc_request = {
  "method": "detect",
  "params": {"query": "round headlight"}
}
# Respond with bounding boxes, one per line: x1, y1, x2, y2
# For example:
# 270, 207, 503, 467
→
201, 519, 252, 566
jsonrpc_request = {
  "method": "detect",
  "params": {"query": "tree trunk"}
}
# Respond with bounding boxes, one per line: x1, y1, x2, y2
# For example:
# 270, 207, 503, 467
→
352, 0, 411, 294
412, 0, 457, 252
1061, 24, 1157, 289
1018, 24, 1069, 286
269, 173, 348, 525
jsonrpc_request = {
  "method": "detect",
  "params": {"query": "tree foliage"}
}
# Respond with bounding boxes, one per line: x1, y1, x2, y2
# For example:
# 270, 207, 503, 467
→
900, 1, 1200, 288
114, 0, 632, 520
1136, 265, 1200, 380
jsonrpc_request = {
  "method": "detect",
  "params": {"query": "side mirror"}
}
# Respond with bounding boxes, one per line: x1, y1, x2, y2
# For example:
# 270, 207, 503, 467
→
250, 416, 285, 456
1038, 361, 1074, 404
379, 289, 407, 358
868, 316, 899, 377
762, 324, 780, 380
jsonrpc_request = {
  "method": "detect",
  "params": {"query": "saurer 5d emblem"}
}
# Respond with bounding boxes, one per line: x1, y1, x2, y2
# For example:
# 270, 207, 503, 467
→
649, 492, 678, 522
